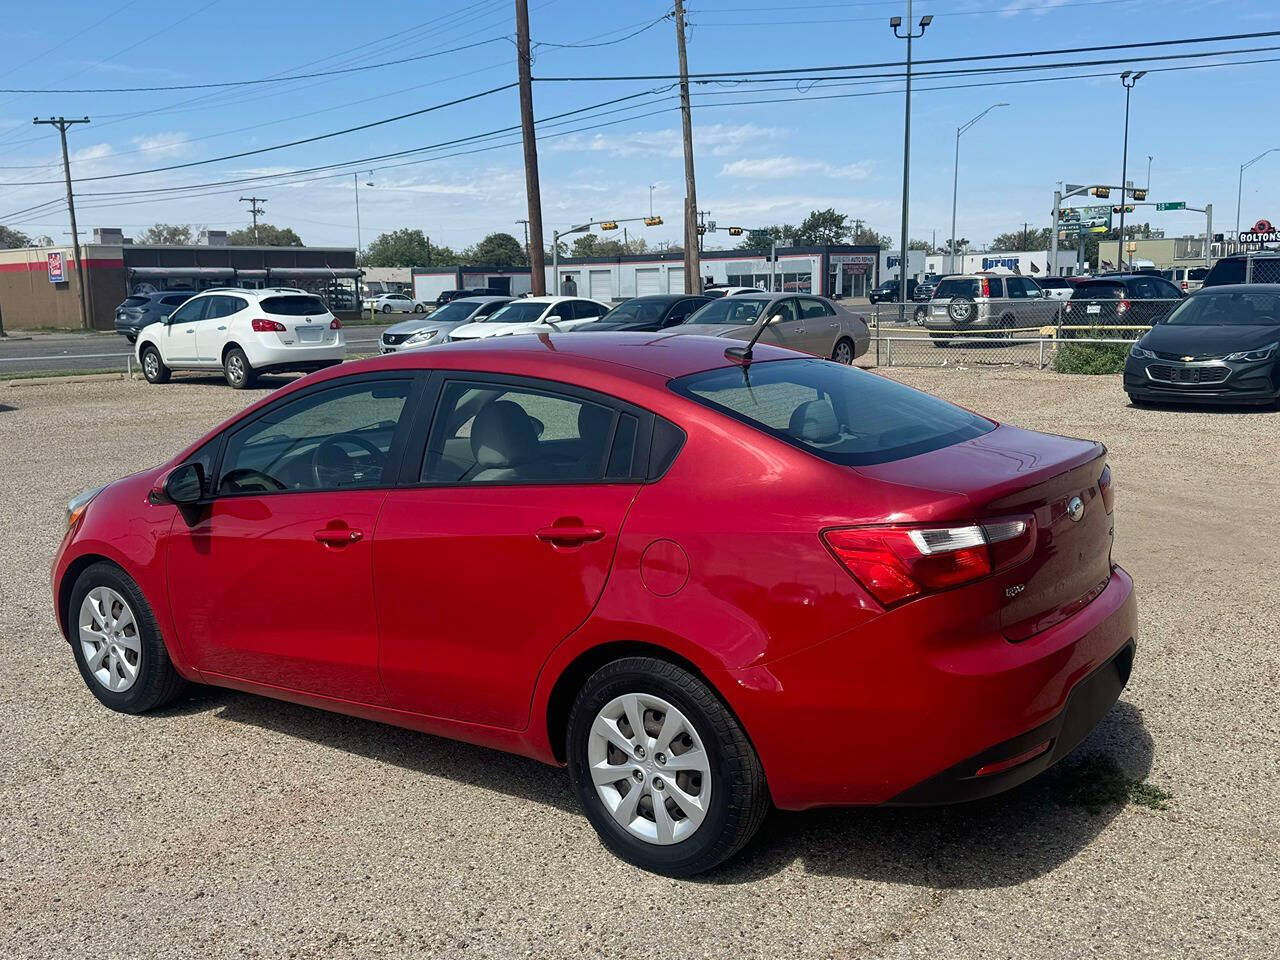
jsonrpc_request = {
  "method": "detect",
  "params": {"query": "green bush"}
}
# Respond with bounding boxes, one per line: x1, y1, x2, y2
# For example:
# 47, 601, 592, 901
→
1052, 332, 1131, 375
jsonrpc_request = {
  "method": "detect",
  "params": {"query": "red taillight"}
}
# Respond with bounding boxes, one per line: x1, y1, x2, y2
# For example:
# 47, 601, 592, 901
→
822, 518, 1034, 608
330, 318, 342, 330
1181, 280, 1188, 291
981, 277, 991, 297
1117, 299, 1131, 315
1098, 464, 1114, 514
252, 318, 286, 332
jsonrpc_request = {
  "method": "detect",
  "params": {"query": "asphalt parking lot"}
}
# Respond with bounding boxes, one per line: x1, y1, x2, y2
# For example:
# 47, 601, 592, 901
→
2, 369, 1277, 959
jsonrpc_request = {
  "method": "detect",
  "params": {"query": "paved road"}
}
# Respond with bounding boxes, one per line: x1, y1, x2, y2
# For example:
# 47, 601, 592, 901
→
0, 325, 394, 376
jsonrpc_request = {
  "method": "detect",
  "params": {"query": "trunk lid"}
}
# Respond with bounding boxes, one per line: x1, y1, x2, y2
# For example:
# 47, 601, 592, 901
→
856, 424, 1112, 640
259, 294, 337, 346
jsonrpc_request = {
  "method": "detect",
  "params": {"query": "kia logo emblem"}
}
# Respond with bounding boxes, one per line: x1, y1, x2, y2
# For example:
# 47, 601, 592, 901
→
1067, 496, 1085, 522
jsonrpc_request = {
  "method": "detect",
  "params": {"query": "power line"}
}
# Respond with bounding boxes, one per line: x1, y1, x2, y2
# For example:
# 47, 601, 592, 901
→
534, 12, 672, 49
693, 0, 1144, 24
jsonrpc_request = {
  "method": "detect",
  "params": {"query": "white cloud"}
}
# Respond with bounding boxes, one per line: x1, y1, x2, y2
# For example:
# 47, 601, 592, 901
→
550, 122, 786, 159
130, 132, 192, 158
719, 156, 872, 181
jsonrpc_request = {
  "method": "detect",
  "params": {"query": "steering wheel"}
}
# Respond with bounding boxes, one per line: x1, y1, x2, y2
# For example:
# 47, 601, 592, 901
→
219, 468, 287, 493
311, 433, 387, 488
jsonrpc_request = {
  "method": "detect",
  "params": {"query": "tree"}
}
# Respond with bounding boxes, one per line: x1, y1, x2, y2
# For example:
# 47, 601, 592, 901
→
991, 226, 1052, 251
794, 208, 850, 245
942, 236, 969, 256
852, 226, 892, 250
0, 225, 32, 249
465, 231, 526, 266
737, 224, 796, 254
362, 228, 433, 267
227, 223, 303, 246
907, 238, 934, 252
137, 223, 194, 245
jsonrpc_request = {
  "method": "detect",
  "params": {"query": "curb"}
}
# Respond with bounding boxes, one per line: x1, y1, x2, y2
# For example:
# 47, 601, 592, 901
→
7, 372, 138, 387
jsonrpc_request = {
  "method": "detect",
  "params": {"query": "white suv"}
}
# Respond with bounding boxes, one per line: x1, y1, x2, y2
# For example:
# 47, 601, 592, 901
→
136, 288, 345, 389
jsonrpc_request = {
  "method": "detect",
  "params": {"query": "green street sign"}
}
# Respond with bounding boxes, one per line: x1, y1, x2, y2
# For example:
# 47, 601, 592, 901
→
1155, 201, 1186, 211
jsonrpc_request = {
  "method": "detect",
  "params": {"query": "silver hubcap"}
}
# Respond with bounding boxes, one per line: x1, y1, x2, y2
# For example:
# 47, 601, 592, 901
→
228, 356, 243, 381
835, 342, 852, 363
144, 353, 158, 377
78, 587, 141, 693
587, 693, 712, 846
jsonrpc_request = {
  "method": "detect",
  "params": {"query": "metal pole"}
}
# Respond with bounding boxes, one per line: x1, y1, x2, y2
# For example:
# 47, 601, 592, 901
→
1204, 203, 1212, 268
1117, 82, 1132, 270
515, 0, 547, 295
552, 230, 560, 294
770, 240, 777, 292
1236, 163, 1245, 238
674, 0, 701, 294
1049, 189, 1061, 278
897, 0, 914, 322
353, 173, 362, 259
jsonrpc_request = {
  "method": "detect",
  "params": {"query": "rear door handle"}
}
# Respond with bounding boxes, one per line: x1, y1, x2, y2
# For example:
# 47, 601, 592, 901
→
536, 524, 605, 546
314, 527, 363, 546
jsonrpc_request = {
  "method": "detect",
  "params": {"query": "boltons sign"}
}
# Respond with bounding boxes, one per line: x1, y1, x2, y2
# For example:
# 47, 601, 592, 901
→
1238, 219, 1278, 243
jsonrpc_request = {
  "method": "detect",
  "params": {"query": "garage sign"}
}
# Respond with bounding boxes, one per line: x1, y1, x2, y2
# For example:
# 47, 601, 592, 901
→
1238, 219, 1278, 243
47, 251, 65, 283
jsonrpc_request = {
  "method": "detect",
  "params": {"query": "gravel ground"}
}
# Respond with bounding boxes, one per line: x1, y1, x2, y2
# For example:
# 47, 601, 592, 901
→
1, 368, 1277, 959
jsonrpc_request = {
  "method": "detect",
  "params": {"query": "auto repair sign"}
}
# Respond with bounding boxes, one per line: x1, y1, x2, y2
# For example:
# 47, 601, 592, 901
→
47, 251, 65, 283
1238, 219, 1279, 243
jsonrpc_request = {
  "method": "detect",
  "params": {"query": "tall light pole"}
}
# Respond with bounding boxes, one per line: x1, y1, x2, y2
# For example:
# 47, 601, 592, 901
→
1237, 147, 1280, 239
353, 170, 373, 259
649, 184, 656, 218
891, 7, 932, 315
949, 102, 1007, 274
1116, 70, 1145, 270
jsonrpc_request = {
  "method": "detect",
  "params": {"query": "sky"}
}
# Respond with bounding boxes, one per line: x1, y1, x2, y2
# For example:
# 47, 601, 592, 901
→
0, 0, 1277, 254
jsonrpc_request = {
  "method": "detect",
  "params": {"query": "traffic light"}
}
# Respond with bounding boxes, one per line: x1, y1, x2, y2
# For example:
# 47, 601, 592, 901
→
1112, 205, 1135, 214
727, 226, 744, 236
600, 221, 619, 231
643, 216, 663, 227
1132, 188, 1147, 201
1092, 187, 1111, 198
697, 225, 706, 235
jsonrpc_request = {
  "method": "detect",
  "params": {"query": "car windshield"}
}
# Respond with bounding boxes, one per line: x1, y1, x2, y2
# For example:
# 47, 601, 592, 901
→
427, 300, 480, 323
686, 298, 767, 325
670, 358, 994, 466
1070, 282, 1123, 300
602, 300, 666, 324
260, 295, 328, 316
934, 278, 980, 298
1164, 290, 1280, 326
486, 301, 549, 323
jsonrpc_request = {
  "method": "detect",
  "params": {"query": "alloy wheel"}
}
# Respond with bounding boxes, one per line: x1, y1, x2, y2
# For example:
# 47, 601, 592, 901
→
143, 352, 158, 379
78, 586, 141, 693
833, 340, 853, 364
587, 693, 712, 846
227, 354, 245, 384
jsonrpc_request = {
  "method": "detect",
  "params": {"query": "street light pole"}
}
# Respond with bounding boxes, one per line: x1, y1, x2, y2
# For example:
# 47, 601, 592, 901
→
1237, 147, 1280, 240
949, 102, 1007, 274
353, 171, 372, 259
891, 6, 932, 317
1116, 70, 1145, 270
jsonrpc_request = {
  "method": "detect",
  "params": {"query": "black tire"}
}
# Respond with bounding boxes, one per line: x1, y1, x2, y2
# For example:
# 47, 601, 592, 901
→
382, 304, 393, 314
126, 334, 137, 344
831, 337, 855, 365
413, 304, 424, 313
68, 561, 186, 714
140, 345, 170, 384
913, 305, 928, 325
567, 656, 770, 877
223, 346, 256, 389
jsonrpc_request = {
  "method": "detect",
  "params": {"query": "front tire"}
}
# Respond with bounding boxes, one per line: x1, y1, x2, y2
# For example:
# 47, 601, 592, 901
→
223, 346, 256, 389
382, 304, 393, 314
68, 562, 186, 714
567, 656, 769, 877
140, 345, 170, 384
413, 304, 424, 313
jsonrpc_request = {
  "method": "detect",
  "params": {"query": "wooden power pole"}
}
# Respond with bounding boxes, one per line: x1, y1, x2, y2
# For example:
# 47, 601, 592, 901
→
239, 196, 267, 244
515, 0, 546, 294
673, 0, 700, 294
33, 116, 91, 330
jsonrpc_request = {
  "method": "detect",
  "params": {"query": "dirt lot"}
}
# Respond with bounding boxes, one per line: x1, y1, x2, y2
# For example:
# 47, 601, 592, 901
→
1, 369, 1277, 959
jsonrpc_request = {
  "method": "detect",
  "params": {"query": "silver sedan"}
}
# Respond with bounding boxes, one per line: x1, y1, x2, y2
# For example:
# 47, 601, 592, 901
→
379, 296, 512, 352
659, 293, 870, 363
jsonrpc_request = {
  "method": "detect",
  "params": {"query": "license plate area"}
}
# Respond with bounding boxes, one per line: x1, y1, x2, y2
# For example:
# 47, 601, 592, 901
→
296, 325, 323, 343
1086, 305, 1101, 314
1172, 367, 1203, 383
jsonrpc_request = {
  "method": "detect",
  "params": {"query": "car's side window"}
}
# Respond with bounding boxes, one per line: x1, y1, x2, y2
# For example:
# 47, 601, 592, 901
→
162, 294, 189, 307
1006, 278, 1028, 299
548, 302, 574, 322
773, 299, 800, 324
985, 278, 1005, 298
420, 380, 626, 485
167, 298, 209, 325
217, 379, 413, 496
574, 300, 606, 320
204, 296, 243, 321
798, 297, 832, 319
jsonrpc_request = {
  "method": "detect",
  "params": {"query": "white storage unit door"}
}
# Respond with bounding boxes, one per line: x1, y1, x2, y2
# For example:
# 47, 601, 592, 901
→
589, 269, 613, 301
635, 267, 661, 296
667, 267, 685, 293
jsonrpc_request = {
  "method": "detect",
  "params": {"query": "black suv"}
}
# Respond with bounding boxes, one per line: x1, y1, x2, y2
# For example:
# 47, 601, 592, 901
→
1202, 252, 1280, 287
114, 290, 193, 342
1062, 274, 1184, 330
869, 279, 917, 303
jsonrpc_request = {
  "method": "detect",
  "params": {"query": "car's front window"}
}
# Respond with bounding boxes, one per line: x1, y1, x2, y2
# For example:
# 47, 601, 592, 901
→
686, 298, 766, 325
1165, 291, 1280, 326
485, 302, 549, 323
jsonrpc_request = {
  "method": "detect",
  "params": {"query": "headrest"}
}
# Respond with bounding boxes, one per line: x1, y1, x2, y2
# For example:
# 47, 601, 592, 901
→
788, 398, 840, 444
471, 400, 539, 467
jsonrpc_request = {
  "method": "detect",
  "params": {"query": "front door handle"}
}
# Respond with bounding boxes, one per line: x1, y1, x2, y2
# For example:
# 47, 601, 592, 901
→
314, 527, 363, 546
536, 524, 605, 546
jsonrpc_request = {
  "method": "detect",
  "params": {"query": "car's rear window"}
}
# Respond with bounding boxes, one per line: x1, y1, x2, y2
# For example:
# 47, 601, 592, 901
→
934, 278, 980, 298
1071, 282, 1123, 299
260, 295, 329, 316
121, 296, 149, 307
669, 358, 994, 466
1203, 258, 1247, 286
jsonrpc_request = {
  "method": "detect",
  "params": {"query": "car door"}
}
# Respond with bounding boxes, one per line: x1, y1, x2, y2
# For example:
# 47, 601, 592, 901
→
157, 296, 210, 363
196, 294, 247, 364
758, 298, 808, 352
165, 374, 421, 702
374, 374, 648, 728
797, 296, 839, 355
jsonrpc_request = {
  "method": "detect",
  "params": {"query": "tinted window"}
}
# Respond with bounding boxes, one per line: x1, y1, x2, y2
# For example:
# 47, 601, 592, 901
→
204, 295, 246, 320
1156, 279, 1183, 298
603, 299, 667, 325
687, 298, 767, 325
488, 301, 549, 323
606, 414, 639, 479
1071, 282, 1123, 300
547, 301, 575, 321
167, 298, 209, 324
260, 295, 328, 316
473, 300, 510, 317
670, 358, 994, 466
1203, 258, 1246, 286
1165, 290, 1280, 326
421, 381, 620, 485
218, 380, 411, 494
798, 297, 833, 319
573, 300, 607, 320
984, 277, 1005, 298
161, 294, 190, 306
121, 296, 149, 308
1006, 278, 1029, 299
935, 278, 980, 299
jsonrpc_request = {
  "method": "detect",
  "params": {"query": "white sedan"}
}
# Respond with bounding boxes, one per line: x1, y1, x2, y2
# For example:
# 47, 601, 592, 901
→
447, 296, 610, 341
362, 292, 426, 314
136, 288, 344, 389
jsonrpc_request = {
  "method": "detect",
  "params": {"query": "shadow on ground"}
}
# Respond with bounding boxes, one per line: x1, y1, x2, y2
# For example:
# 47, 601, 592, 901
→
188, 685, 1154, 889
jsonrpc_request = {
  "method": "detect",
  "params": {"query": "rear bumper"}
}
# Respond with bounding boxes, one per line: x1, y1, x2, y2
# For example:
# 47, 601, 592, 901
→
245, 337, 345, 370
728, 565, 1138, 810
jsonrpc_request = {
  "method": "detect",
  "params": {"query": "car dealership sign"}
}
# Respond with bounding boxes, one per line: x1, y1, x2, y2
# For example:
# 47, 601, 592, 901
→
1238, 219, 1278, 243
47, 251, 65, 283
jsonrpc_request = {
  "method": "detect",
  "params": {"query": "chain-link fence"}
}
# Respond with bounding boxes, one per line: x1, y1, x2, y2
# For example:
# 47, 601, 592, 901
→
1243, 252, 1280, 284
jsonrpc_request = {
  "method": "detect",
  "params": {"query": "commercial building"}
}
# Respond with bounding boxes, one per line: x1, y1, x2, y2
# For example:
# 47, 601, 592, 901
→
411, 244, 889, 303
0, 242, 360, 332
924, 249, 1080, 277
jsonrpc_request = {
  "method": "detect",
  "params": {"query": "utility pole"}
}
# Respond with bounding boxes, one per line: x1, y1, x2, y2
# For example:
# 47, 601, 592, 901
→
33, 116, 91, 330
673, 0, 700, 294
515, 219, 530, 260
515, 0, 546, 294
697, 208, 711, 256
1116, 70, 1145, 270
239, 196, 267, 244
890, 7, 933, 318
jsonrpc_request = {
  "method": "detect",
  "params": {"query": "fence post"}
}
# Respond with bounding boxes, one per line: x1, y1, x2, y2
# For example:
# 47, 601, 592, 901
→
886, 338, 893, 366
1246, 252, 1254, 284
1038, 339, 1045, 369
126, 353, 132, 379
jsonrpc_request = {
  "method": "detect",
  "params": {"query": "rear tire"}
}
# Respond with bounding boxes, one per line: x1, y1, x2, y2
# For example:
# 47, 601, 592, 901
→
141, 345, 170, 384
381, 304, 393, 314
567, 656, 769, 877
831, 338, 855, 365
68, 561, 186, 714
223, 346, 256, 389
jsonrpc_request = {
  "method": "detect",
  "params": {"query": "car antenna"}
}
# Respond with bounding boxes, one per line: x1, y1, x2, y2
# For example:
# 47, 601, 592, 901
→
725, 313, 775, 366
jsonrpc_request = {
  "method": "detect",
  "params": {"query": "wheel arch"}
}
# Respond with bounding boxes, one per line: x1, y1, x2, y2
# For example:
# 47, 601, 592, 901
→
221, 340, 245, 363
57, 552, 116, 641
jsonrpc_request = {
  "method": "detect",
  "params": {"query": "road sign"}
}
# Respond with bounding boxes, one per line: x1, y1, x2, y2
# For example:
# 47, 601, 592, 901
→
1065, 183, 1086, 192
47, 252, 64, 284
1155, 201, 1186, 211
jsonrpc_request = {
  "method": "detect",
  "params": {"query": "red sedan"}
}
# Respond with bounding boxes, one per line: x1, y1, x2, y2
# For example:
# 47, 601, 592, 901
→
53, 333, 1136, 876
